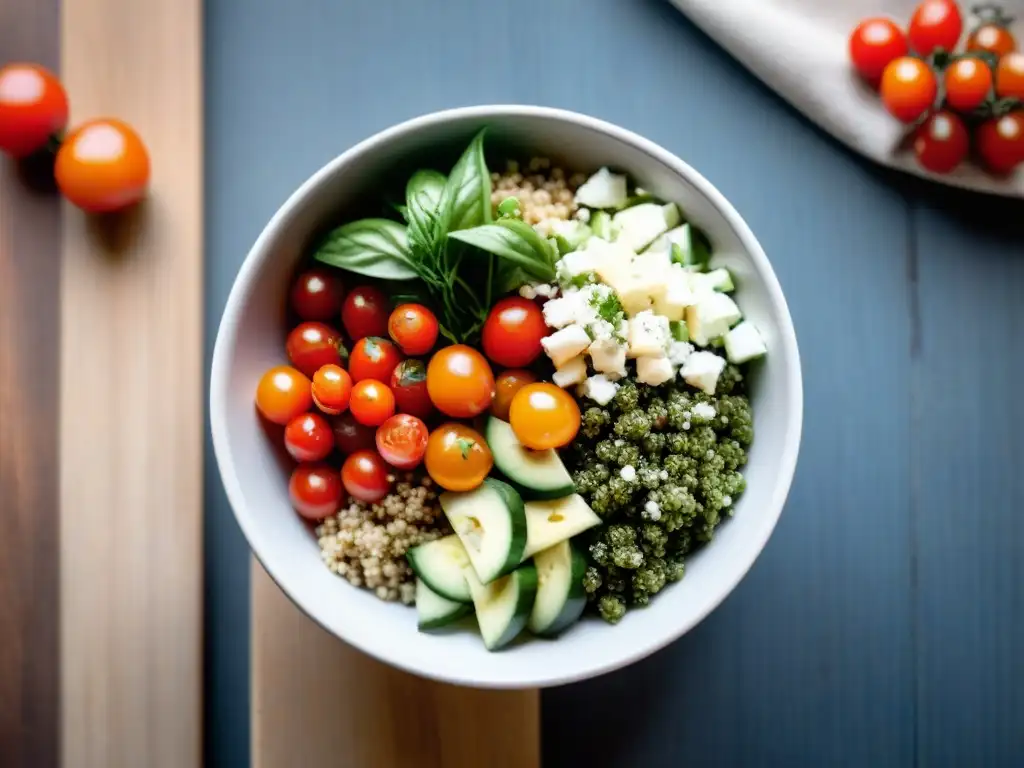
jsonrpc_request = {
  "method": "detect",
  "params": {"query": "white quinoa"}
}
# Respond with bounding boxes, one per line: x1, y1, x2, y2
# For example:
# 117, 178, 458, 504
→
490, 158, 586, 228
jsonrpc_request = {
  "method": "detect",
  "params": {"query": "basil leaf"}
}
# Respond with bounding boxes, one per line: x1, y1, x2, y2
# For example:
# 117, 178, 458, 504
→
449, 219, 557, 281
405, 170, 447, 250
439, 128, 491, 232
313, 219, 419, 280
494, 263, 532, 296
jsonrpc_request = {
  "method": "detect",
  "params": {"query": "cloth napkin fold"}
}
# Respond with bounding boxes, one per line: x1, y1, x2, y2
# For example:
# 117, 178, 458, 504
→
668, 0, 1024, 197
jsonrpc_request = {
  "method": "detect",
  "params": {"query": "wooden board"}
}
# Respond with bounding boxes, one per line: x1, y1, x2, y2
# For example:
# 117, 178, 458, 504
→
252, 564, 540, 768
58, 0, 204, 765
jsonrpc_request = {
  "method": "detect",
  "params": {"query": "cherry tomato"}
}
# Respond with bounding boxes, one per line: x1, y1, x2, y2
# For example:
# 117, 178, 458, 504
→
968, 24, 1016, 58
849, 18, 909, 81
491, 369, 538, 422
376, 414, 429, 470
311, 364, 352, 415
286, 322, 343, 378
290, 268, 343, 322
976, 113, 1024, 174
424, 423, 493, 492
388, 303, 439, 356
331, 411, 377, 455
390, 359, 433, 419
255, 365, 312, 425
289, 463, 343, 520
913, 111, 969, 173
54, 118, 150, 213
481, 297, 547, 368
426, 345, 496, 418
341, 449, 391, 502
880, 57, 938, 122
908, 0, 963, 55
944, 57, 993, 112
349, 379, 396, 427
509, 382, 581, 450
284, 412, 335, 462
342, 286, 390, 341
996, 52, 1024, 100
0, 63, 69, 158
348, 336, 403, 383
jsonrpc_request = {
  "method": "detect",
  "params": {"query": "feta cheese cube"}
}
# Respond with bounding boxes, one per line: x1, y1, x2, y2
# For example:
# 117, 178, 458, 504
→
558, 249, 599, 278
541, 325, 591, 367
580, 374, 620, 406
636, 355, 674, 386
724, 321, 767, 363
627, 310, 670, 357
680, 351, 726, 394
574, 167, 628, 209
667, 340, 694, 366
687, 292, 742, 346
589, 337, 627, 378
552, 355, 588, 388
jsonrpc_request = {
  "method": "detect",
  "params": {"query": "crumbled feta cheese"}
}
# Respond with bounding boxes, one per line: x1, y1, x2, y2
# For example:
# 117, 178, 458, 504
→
574, 207, 591, 223
534, 283, 557, 298
542, 293, 580, 329
627, 310, 670, 357
635, 355, 674, 386
692, 402, 717, 421
619, 465, 637, 482
541, 324, 592, 367
580, 374, 619, 405
722, 495, 733, 508
518, 284, 538, 300
680, 350, 726, 394
724, 321, 767, 363
643, 500, 662, 521
552, 355, 588, 388
668, 340, 693, 366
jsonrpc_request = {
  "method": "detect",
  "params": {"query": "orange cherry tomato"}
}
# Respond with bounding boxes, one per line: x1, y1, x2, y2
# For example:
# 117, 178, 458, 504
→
996, 52, 1024, 100
55, 118, 150, 213
375, 414, 429, 470
348, 336, 403, 383
311, 364, 352, 415
880, 57, 938, 122
284, 412, 335, 462
509, 382, 581, 450
424, 423, 493, 492
290, 268, 344, 322
349, 379, 396, 427
944, 57, 993, 112
286, 322, 343, 378
390, 359, 433, 420
968, 24, 1016, 58
491, 369, 538, 422
908, 0, 962, 55
256, 365, 312, 425
426, 345, 495, 418
388, 303, 439, 356
913, 111, 969, 173
481, 297, 547, 368
0, 63, 68, 158
289, 463, 343, 520
976, 112, 1024, 174
341, 449, 391, 502
849, 18, 909, 82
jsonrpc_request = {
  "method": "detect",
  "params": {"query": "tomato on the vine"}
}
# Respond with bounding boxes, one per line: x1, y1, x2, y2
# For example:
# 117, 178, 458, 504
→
944, 57, 993, 112
390, 359, 433, 419
908, 0, 963, 55
342, 286, 390, 341
509, 382, 581, 450
331, 411, 377, 455
996, 52, 1024, 99
976, 112, 1024, 174
256, 365, 312, 425
913, 111, 969, 173
426, 345, 495, 418
286, 322, 343, 378
0, 63, 68, 158
968, 24, 1016, 58
311, 364, 352, 415
491, 369, 538, 422
424, 423, 493, 492
54, 118, 150, 213
880, 57, 938, 122
481, 297, 547, 368
376, 414, 429, 470
289, 463, 343, 520
341, 449, 391, 502
388, 303, 439, 356
348, 336, 403, 383
349, 379, 396, 427
290, 268, 343, 322
849, 18, 909, 81
284, 412, 335, 462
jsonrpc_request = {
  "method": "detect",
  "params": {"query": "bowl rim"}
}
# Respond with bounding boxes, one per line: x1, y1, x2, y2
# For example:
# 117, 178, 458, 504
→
210, 104, 804, 688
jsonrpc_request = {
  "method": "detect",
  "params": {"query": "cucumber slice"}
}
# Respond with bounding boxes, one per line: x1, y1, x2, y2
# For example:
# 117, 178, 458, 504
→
440, 478, 527, 584
670, 320, 690, 343
467, 563, 538, 651
406, 535, 472, 602
589, 210, 615, 241
528, 540, 587, 637
522, 494, 602, 560
416, 579, 472, 631
486, 417, 575, 501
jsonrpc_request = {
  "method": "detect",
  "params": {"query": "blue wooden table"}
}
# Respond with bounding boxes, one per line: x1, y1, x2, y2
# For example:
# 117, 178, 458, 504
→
203, 0, 1024, 765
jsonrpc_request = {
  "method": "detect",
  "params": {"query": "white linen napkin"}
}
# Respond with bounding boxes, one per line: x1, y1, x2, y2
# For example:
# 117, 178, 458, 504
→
667, 0, 1024, 197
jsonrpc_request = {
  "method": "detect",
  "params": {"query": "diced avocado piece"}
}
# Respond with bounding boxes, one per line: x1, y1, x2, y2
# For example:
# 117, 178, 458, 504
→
724, 321, 767, 363
574, 167, 628, 209
612, 203, 681, 252
486, 417, 575, 500
416, 579, 473, 631
522, 495, 602, 561
528, 540, 587, 637
406, 534, 472, 602
589, 210, 615, 241
440, 478, 527, 584
704, 267, 735, 292
550, 220, 592, 255
467, 562, 538, 651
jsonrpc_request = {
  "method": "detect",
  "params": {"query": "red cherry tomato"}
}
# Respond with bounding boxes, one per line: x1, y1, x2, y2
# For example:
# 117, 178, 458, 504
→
341, 449, 391, 502
996, 52, 1024, 100
849, 18, 909, 81
54, 118, 150, 213
255, 366, 312, 425
388, 303, 439, 356
390, 359, 434, 419
426, 345, 496, 418
481, 297, 547, 368
375, 414, 429, 470
349, 379, 396, 427
976, 113, 1024, 174
348, 336, 403, 383
311, 364, 352, 415
913, 111, 969, 173
289, 463, 343, 520
944, 57, 993, 112
0, 63, 69, 158
286, 322, 343, 378
880, 57, 938, 122
290, 268, 344, 322
908, 0, 963, 55
968, 24, 1016, 58
284, 412, 335, 462
331, 411, 377, 455
342, 286, 390, 341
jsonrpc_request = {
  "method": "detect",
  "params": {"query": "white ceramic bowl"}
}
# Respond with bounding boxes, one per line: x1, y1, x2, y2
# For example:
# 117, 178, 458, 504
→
211, 105, 802, 689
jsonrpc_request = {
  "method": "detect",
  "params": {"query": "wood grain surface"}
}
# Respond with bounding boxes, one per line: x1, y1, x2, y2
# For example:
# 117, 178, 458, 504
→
58, 0, 204, 765
0, 1, 62, 765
